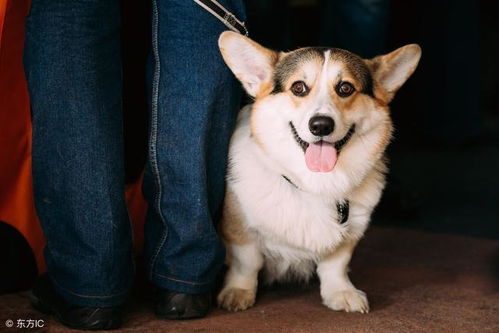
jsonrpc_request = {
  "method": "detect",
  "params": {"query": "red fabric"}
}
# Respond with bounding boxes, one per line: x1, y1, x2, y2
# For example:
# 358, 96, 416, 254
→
0, 0, 147, 273
0, 0, 44, 270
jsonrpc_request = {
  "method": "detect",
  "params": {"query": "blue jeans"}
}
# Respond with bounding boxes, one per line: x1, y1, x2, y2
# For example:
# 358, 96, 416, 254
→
24, 0, 245, 307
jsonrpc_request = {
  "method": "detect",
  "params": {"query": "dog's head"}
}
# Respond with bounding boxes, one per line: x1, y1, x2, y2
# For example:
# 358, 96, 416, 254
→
219, 31, 420, 181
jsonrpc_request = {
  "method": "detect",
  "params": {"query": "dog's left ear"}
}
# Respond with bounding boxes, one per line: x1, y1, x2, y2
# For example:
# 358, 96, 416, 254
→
367, 44, 421, 102
219, 31, 279, 97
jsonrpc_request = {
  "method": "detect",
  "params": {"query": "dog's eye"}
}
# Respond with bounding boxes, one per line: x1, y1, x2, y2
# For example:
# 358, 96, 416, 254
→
290, 81, 309, 97
336, 82, 355, 97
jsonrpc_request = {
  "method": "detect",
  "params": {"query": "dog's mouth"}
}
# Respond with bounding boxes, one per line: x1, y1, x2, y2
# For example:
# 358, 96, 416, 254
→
289, 122, 356, 173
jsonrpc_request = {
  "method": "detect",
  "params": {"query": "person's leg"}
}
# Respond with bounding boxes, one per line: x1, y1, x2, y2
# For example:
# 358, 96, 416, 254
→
320, 0, 390, 58
24, 0, 133, 308
143, 0, 245, 297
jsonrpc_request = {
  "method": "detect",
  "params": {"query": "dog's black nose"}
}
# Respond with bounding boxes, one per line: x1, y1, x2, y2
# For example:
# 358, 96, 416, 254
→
309, 116, 335, 136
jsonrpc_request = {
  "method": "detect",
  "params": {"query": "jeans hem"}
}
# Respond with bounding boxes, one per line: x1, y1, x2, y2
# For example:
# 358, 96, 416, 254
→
50, 276, 130, 307
152, 273, 214, 294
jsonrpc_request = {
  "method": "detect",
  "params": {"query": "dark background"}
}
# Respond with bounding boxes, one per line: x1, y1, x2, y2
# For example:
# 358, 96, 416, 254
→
2, 0, 498, 294
120, 0, 499, 238
235, 0, 499, 240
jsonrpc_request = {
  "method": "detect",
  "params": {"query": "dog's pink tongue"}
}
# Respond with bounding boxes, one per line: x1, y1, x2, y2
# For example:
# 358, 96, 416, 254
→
305, 141, 337, 172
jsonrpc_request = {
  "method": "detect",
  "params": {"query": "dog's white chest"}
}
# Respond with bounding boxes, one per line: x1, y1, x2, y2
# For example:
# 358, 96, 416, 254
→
229, 121, 349, 255
233, 170, 347, 255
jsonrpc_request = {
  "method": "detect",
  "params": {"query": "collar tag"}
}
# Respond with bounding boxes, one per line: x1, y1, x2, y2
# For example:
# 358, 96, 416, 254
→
336, 200, 350, 224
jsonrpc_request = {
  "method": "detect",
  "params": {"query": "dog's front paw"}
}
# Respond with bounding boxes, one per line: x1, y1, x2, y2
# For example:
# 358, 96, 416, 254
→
323, 288, 369, 313
217, 288, 256, 312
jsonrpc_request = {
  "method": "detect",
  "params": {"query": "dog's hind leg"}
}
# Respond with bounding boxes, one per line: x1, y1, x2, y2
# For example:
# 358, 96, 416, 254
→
317, 240, 369, 313
218, 242, 264, 312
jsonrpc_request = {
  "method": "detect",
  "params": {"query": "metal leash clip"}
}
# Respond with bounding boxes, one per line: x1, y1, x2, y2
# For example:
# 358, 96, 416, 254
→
194, 0, 249, 36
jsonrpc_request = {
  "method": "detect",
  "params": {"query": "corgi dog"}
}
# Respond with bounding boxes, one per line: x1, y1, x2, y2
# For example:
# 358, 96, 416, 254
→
217, 31, 421, 313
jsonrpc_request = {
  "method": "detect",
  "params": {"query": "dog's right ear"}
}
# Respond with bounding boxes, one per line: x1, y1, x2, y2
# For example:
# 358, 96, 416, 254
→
218, 31, 278, 97
367, 44, 421, 103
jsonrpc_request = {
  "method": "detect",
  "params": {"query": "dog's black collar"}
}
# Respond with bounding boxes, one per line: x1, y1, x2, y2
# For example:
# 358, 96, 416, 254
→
281, 175, 350, 224
289, 122, 356, 153
282, 175, 298, 189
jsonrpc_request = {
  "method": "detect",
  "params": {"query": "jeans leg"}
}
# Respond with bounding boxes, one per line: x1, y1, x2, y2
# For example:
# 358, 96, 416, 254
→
144, 0, 245, 293
320, 0, 390, 58
24, 0, 133, 307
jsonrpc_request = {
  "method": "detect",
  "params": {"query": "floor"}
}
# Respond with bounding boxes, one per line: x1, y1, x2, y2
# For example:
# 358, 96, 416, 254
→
374, 131, 499, 239
1, 226, 498, 332
2, 125, 499, 332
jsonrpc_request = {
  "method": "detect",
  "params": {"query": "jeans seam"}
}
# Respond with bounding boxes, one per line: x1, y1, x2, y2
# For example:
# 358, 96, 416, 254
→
155, 273, 211, 286
124, 202, 137, 275
51, 277, 128, 299
148, 0, 169, 280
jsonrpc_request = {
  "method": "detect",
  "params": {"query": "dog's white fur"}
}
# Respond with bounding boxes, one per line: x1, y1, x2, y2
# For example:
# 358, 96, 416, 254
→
217, 31, 421, 313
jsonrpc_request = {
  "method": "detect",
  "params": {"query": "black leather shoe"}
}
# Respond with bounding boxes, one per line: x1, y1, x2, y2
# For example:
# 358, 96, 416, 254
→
155, 289, 212, 320
30, 275, 123, 330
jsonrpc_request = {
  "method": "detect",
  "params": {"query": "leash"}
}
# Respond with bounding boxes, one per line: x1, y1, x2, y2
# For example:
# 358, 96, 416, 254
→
194, 0, 249, 36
